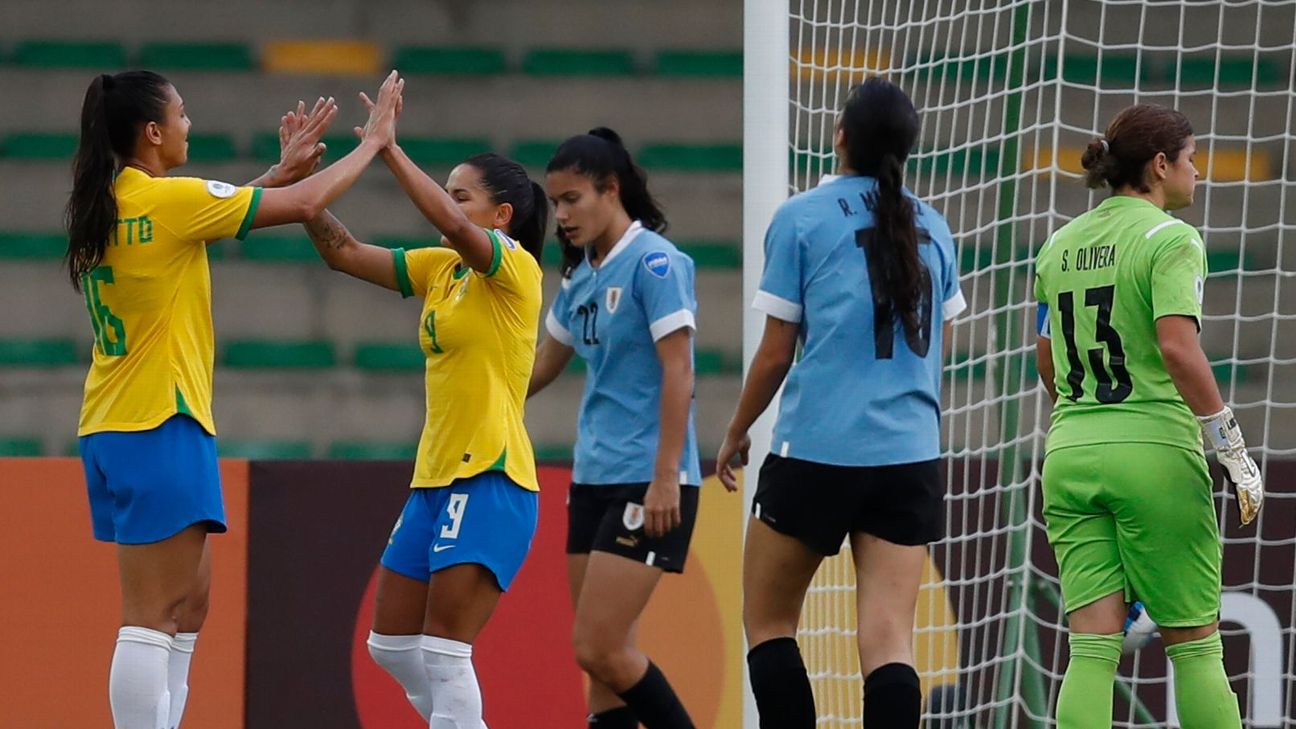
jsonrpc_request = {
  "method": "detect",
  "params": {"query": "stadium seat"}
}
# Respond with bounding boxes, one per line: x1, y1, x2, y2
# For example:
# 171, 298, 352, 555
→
185, 133, 239, 163
1212, 361, 1258, 385
0, 437, 43, 456
1, 132, 78, 160
353, 342, 425, 372
327, 441, 419, 460
393, 46, 508, 75
637, 143, 742, 172
136, 42, 255, 71
521, 49, 636, 76
533, 443, 574, 462
909, 145, 1003, 178
0, 231, 65, 259
239, 234, 318, 262
1172, 55, 1286, 89
1043, 54, 1149, 86
217, 440, 314, 459
1207, 250, 1255, 273
677, 241, 741, 269
508, 139, 562, 169
373, 236, 438, 251
910, 52, 1015, 83
251, 131, 358, 164
654, 50, 742, 78
695, 348, 742, 376
221, 340, 336, 369
262, 40, 381, 75
11, 40, 127, 69
400, 137, 494, 168
0, 338, 80, 367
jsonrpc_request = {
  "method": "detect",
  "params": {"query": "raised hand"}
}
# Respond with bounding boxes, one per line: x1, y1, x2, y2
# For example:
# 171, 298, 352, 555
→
358, 70, 404, 149
276, 97, 337, 184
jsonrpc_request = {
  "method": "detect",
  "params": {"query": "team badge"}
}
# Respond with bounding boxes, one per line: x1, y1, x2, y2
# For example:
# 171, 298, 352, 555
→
205, 180, 237, 199
642, 251, 671, 279
622, 503, 645, 531
606, 286, 623, 313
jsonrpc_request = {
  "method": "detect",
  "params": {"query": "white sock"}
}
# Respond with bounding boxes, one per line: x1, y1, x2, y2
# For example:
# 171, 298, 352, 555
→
367, 631, 434, 720
421, 635, 488, 729
110, 627, 173, 729
166, 632, 198, 729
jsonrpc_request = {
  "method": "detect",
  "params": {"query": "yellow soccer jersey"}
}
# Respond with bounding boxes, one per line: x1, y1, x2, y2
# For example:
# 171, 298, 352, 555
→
77, 166, 261, 436
393, 230, 543, 491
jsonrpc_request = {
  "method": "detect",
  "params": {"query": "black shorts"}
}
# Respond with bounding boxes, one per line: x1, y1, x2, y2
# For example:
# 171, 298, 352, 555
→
566, 483, 700, 573
753, 454, 944, 555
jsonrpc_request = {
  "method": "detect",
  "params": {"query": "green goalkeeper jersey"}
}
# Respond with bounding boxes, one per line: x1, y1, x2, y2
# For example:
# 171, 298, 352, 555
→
1034, 195, 1208, 453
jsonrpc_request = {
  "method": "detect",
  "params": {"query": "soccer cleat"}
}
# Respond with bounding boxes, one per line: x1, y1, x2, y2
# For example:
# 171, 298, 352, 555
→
1198, 406, 1264, 526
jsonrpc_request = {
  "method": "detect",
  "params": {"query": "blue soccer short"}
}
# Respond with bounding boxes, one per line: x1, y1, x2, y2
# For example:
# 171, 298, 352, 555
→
79, 414, 226, 545
381, 471, 539, 591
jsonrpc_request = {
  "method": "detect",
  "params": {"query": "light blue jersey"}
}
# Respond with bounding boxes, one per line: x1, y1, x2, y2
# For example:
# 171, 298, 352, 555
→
546, 222, 703, 486
755, 175, 966, 467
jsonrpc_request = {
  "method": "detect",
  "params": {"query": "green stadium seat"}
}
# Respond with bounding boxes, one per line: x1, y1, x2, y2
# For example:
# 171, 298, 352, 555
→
911, 52, 1015, 83
217, 440, 314, 459
509, 139, 562, 169
678, 241, 741, 269
393, 46, 508, 75
353, 342, 425, 372
2, 132, 78, 160
0, 437, 43, 457
533, 443, 574, 462
695, 348, 742, 376
251, 132, 358, 164
185, 133, 238, 163
12, 40, 127, 69
521, 49, 636, 77
137, 42, 255, 71
1173, 56, 1286, 90
0, 338, 79, 367
909, 145, 1003, 178
654, 50, 742, 77
222, 340, 335, 369
1212, 361, 1259, 385
1043, 54, 1149, 86
637, 143, 742, 172
239, 234, 318, 262
327, 441, 418, 460
1206, 250, 1255, 273
0, 231, 65, 259
401, 137, 493, 167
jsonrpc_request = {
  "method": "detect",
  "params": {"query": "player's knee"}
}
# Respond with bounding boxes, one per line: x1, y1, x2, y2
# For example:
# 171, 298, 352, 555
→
1161, 622, 1219, 646
177, 585, 211, 632
572, 633, 630, 684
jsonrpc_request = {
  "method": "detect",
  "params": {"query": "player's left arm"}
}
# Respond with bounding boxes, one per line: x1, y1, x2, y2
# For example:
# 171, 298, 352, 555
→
647, 327, 694, 538
379, 144, 496, 273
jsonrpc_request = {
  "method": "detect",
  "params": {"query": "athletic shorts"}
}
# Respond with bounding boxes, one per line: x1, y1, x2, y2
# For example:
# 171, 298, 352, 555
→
566, 483, 700, 573
753, 454, 944, 555
381, 471, 538, 592
1042, 442, 1221, 627
79, 414, 226, 545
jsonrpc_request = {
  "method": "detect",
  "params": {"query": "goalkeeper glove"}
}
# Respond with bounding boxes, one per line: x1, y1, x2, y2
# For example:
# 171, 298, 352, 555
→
1198, 406, 1263, 526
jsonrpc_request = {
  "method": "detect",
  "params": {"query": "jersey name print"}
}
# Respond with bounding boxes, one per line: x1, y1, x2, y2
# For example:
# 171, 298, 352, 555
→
1035, 195, 1208, 453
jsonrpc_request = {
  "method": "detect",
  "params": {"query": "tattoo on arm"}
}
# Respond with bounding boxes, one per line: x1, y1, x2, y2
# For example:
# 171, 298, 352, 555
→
305, 211, 350, 251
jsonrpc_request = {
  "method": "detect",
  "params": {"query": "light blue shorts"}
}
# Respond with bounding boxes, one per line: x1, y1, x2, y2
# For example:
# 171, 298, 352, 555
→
79, 414, 226, 545
380, 471, 538, 591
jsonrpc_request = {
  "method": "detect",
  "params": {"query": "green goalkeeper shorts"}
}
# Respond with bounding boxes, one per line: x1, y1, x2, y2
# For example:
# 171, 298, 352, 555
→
1042, 442, 1222, 627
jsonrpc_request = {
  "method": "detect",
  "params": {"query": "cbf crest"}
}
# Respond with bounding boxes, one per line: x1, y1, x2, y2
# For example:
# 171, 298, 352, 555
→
605, 286, 623, 313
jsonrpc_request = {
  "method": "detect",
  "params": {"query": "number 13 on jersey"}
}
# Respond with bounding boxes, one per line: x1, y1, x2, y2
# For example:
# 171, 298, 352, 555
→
1056, 284, 1133, 404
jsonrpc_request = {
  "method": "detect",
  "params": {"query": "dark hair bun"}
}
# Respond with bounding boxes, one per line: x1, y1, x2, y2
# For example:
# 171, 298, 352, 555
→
587, 127, 625, 148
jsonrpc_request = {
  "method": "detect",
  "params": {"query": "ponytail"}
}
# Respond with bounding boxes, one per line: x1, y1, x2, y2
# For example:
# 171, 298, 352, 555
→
868, 152, 925, 336
839, 78, 925, 339
462, 153, 549, 263
548, 127, 668, 277
65, 71, 170, 290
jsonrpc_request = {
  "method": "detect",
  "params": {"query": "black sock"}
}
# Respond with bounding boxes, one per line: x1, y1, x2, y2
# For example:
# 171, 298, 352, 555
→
589, 706, 638, 729
615, 661, 694, 729
747, 637, 816, 729
863, 662, 921, 729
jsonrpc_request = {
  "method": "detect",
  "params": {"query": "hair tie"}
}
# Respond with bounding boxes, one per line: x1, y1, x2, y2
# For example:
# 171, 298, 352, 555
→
1100, 138, 1110, 154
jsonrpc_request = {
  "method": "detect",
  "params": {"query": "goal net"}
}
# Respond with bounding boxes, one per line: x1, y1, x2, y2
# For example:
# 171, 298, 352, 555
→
744, 1, 1296, 726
